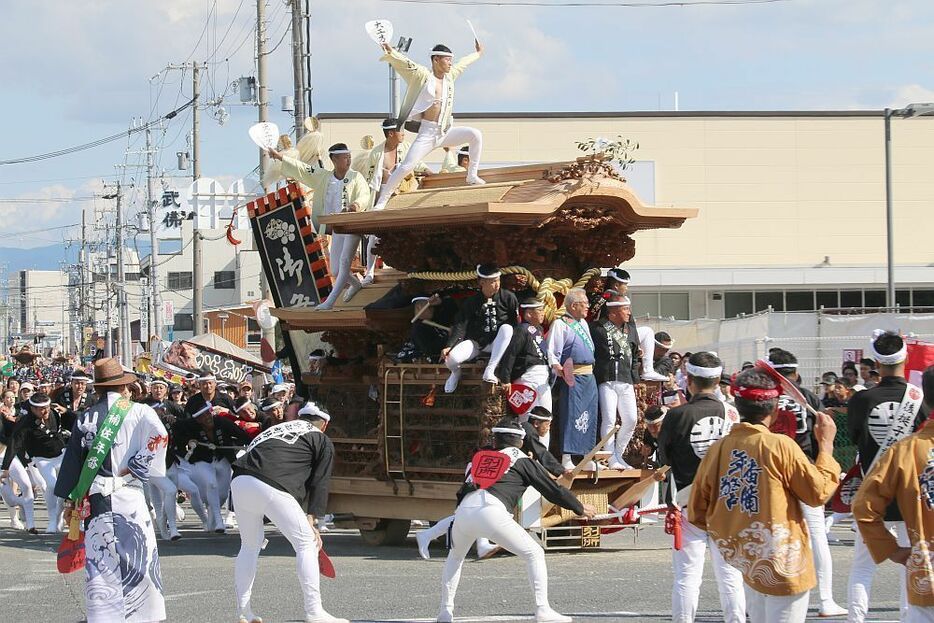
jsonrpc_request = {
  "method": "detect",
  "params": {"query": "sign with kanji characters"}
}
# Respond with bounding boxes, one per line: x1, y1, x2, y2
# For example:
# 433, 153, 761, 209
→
842, 349, 863, 364
507, 383, 537, 415
470, 450, 512, 489
247, 183, 331, 308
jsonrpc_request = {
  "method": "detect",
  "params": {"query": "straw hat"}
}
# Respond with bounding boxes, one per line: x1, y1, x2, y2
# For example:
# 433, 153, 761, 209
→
93, 357, 138, 388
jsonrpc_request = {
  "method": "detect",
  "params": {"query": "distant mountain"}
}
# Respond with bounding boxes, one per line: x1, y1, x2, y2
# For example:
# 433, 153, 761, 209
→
0, 242, 153, 275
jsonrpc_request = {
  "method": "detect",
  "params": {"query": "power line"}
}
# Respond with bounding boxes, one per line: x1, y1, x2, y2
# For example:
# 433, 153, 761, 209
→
381, 0, 790, 5
0, 99, 195, 166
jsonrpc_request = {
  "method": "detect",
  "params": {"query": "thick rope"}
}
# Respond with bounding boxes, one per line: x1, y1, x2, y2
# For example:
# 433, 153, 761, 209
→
406, 266, 602, 323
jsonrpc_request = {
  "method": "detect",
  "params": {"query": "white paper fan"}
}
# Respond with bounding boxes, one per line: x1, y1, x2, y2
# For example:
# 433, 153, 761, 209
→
248, 122, 280, 150
365, 19, 394, 46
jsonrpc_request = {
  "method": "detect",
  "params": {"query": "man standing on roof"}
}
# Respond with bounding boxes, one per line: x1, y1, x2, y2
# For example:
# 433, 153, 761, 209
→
355, 118, 431, 285
441, 146, 470, 173
371, 39, 485, 212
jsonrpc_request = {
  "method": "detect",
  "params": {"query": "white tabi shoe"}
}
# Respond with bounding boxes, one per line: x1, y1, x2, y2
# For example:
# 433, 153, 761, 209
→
476, 539, 502, 560
315, 300, 336, 312
10, 512, 25, 530
237, 613, 263, 623
175, 503, 186, 522
342, 277, 363, 303
436, 609, 454, 623
305, 611, 349, 623
641, 371, 669, 383
818, 602, 848, 618
361, 273, 375, 286
465, 174, 486, 186
581, 461, 598, 472
481, 368, 499, 384
561, 455, 575, 471
416, 530, 432, 560
536, 606, 572, 623
444, 369, 462, 394
608, 459, 632, 471
225, 512, 238, 529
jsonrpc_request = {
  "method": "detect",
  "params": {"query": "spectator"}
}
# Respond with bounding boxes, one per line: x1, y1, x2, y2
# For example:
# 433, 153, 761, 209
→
858, 358, 877, 388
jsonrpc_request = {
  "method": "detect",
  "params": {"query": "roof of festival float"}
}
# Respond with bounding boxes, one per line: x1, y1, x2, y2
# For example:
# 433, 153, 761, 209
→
321, 159, 695, 236
272, 158, 697, 333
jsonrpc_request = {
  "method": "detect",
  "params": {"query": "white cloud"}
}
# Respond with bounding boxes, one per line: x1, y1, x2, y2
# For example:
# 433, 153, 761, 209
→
889, 84, 934, 109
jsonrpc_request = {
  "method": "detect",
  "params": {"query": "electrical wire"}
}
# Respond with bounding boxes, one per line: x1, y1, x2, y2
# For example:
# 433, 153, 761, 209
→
381, 0, 790, 5
0, 99, 195, 166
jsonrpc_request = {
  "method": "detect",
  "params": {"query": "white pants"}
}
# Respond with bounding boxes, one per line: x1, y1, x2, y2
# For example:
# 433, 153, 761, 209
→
672, 513, 746, 623
190, 458, 232, 531
800, 501, 837, 607
1, 454, 35, 529
175, 461, 209, 528
231, 475, 323, 618
375, 121, 482, 210
907, 605, 934, 623
849, 520, 909, 622
744, 585, 809, 623
598, 381, 638, 463
445, 325, 515, 379
320, 232, 361, 309
148, 472, 179, 536
441, 490, 548, 619
516, 364, 552, 416
31, 452, 64, 532
637, 326, 656, 376
420, 514, 492, 552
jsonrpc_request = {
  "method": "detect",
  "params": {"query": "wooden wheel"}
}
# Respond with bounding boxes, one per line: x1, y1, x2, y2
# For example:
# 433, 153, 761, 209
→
357, 518, 412, 546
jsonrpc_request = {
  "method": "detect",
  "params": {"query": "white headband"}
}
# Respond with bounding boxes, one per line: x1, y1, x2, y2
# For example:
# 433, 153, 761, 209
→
196, 374, 216, 382
328, 148, 351, 155
411, 296, 430, 303
491, 426, 526, 438
608, 273, 630, 284
430, 50, 454, 58
457, 146, 469, 155
261, 400, 282, 412
476, 265, 502, 279
685, 362, 723, 379
869, 330, 907, 365
298, 402, 331, 421
193, 403, 213, 417
655, 338, 674, 348
768, 361, 798, 369
606, 298, 631, 308
520, 301, 544, 309
28, 397, 51, 407
235, 401, 253, 413
528, 411, 552, 421
382, 121, 398, 129
151, 379, 169, 387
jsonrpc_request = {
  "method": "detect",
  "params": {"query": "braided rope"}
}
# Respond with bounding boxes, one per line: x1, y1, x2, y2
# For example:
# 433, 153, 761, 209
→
406, 266, 602, 323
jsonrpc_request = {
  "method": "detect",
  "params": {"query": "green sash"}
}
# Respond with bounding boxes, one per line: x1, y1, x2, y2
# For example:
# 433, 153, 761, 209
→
67, 396, 133, 503
562, 316, 594, 353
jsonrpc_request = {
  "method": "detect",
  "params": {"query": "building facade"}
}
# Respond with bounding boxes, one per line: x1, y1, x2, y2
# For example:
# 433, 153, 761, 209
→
316, 111, 934, 320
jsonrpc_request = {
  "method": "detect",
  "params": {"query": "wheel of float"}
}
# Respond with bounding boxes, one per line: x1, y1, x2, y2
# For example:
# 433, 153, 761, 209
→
358, 518, 412, 546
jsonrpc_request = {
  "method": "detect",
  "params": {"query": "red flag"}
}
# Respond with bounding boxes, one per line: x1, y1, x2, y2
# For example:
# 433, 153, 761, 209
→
905, 339, 934, 387
754, 360, 809, 408
507, 383, 537, 415
830, 464, 863, 513
57, 532, 85, 574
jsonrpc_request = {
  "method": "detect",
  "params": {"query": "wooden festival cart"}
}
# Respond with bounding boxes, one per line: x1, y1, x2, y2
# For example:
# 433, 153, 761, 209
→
252, 157, 696, 549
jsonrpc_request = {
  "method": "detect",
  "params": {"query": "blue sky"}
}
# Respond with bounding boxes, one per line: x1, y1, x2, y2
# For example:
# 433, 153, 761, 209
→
1, 0, 932, 255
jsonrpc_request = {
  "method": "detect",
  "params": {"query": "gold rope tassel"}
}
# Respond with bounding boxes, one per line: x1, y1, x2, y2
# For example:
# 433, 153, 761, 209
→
406, 266, 602, 324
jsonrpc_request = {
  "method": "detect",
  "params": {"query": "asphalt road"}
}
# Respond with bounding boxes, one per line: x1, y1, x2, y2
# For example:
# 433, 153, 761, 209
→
0, 509, 905, 623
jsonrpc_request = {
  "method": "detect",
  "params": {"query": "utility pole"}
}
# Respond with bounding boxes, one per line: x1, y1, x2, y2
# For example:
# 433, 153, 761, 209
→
80, 209, 87, 355
145, 127, 163, 342
103, 226, 113, 359
191, 64, 204, 336
257, 0, 269, 183
304, 0, 313, 116
115, 187, 131, 366
290, 0, 306, 140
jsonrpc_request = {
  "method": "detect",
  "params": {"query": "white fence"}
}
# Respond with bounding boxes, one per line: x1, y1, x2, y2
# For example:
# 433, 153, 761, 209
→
641, 310, 934, 391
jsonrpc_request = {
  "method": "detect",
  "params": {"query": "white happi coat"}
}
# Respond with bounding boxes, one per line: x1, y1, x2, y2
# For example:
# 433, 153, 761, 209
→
56, 392, 169, 623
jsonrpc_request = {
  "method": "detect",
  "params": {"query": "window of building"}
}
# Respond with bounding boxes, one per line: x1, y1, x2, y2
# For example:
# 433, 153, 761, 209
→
755, 291, 784, 312
725, 291, 754, 318
213, 271, 236, 290
124, 272, 140, 282
630, 293, 660, 318
785, 291, 815, 311
864, 290, 886, 308
896, 290, 912, 308
660, 292, 690, 320
816, 291, 838, 309
173, 313, 193, 331
167, 271, 192, 290
914, 290, 934, 307
246, 318, 262, 344
840, 290, 862, 308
